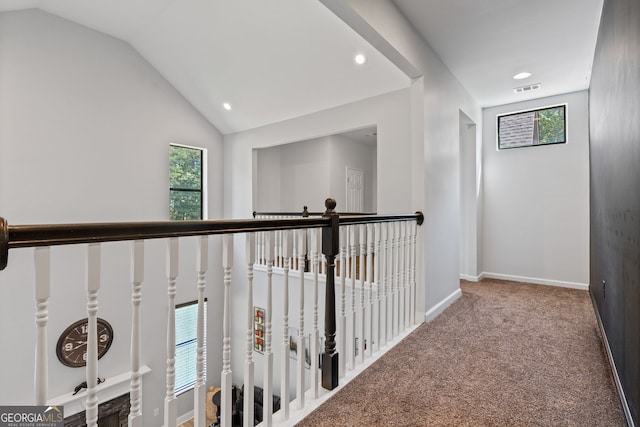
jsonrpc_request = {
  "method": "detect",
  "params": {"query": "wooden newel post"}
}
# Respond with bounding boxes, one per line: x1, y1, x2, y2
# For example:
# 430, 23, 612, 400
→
321, 198, 339, 390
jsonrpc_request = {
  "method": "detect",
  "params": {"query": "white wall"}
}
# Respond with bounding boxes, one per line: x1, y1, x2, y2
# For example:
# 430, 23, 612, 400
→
225, 88, 412, 219
0, 10, 224, 426
481, 91, 590, 288
328, 135, 377, 213
279, 137, 330, 212
334, 0, 483, 315
255, 146, 283, 212
254, 135, 377, 213
459, 111, 479, 280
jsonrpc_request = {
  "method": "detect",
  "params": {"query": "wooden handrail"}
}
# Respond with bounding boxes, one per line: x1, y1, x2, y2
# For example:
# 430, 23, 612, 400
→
0, 211, 423, 271
0, 217, 327, 270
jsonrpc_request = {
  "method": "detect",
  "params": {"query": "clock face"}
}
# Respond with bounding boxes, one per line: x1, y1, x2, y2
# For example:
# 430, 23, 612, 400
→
56, 318, 113, 368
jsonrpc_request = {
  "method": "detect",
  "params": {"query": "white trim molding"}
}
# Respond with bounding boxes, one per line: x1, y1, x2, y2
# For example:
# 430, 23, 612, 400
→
424, 288, 462, 322
480, 272, 588, 291
48, 365, 151, 417
459, 273, 483, 282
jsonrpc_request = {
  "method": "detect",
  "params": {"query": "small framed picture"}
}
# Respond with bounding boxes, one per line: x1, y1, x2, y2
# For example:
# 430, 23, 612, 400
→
254, 307, 265, 353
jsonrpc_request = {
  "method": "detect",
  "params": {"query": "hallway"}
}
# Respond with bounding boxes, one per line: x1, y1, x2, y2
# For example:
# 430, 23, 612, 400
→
297, 279, 625, 426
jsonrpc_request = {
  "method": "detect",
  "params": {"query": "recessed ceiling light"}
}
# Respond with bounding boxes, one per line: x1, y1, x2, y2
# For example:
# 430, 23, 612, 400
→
354, 53, 366, 65
223, 102, 232, 111
513, 72, 532, 80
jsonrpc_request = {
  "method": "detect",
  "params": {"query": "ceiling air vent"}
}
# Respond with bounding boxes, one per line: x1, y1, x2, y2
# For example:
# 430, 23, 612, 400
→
513, 83, 541, 94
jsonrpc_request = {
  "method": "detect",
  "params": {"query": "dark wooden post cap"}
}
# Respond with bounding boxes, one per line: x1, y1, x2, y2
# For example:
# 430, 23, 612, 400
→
324, 198, 337, 214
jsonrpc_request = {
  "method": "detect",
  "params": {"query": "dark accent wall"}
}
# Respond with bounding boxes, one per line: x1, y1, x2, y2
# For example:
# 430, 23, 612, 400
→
589, 0, 640, 424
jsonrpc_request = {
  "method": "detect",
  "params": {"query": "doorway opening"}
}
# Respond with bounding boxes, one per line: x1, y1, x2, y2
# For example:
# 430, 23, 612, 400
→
459, 111, 479, 280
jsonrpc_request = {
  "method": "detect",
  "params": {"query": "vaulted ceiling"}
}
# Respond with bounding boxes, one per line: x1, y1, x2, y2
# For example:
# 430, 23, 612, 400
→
0, 0, 604, 134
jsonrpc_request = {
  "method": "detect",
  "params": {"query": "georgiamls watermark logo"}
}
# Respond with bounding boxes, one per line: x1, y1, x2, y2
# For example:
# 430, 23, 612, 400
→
0, 406, 64, 427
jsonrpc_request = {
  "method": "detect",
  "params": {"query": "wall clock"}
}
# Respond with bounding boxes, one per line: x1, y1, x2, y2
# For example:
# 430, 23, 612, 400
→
56, 318, 114, 368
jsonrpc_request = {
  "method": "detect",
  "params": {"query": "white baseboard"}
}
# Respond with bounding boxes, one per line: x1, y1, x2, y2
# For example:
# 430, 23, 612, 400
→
460, 273, 483, 282
424, 288, 462, 322
590, 293, 636, 427
174, 409, 194, 427
480, 272, 588, 291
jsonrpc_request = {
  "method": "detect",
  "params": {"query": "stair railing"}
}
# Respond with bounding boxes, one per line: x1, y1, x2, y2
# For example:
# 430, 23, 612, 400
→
0, 198, 423, 427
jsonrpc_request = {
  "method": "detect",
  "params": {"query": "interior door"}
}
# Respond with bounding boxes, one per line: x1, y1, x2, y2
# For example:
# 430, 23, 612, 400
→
346, 167, 364, 212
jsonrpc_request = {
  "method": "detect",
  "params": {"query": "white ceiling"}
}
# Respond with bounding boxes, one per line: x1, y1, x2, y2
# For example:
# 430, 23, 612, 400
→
0, 0, 604, 133
0, 0, 409, 134
392, 0, 604, 107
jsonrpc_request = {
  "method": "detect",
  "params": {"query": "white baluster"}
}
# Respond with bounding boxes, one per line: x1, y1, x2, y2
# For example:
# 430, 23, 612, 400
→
338, 227, 346, 378
86, 243, 101, 427
358, 224, 366, 364
264, 232, 274, 426
165, 238, 178, 427
349, 225, 356, 369
244, 234, 255, 427
281, 231, 292, 420
398, 221, 407, 331
393, 221, 402, 338
296, 229, 307, 406
292, 229, 298, 272
273, 229, 282, 268
387, 223, 393, 340
399, 222, 406, 332
34, 247, 50, 405
257, 230, 263, 266
410, 221, 417, 325
389, 222, 397, 339
260, 228, 266, 266
295, 226, 303, 273
382, 222, 390, 345
373, 223, 381, 352
129, 241, 144, 427
366, 223, 374, 358
394, 222, 401, 337
405, 222, 413, 326
279, 229, 285, 268
320, 244, 326, 275
195, 237, 208, 427
404, 222, 411, 328
275, 230, 281, 269
221, 235, 233, 427
395, 222, 402, 333
310, 228, 320, 396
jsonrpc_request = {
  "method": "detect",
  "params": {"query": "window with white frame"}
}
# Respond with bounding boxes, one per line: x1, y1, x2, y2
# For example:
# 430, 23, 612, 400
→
175, 299, 207, 395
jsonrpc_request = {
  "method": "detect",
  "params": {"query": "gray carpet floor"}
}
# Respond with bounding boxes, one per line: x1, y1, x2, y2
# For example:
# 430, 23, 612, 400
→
296, 279, 626, 426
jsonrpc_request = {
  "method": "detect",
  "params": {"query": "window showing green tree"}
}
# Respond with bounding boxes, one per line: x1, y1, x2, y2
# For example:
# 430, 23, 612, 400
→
170, 145, 203, 220
498, 104, 566, 149
537, 106, 565, 144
